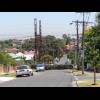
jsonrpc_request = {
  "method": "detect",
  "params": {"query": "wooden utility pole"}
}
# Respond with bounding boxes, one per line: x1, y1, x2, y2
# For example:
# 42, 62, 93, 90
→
39, 20, 42, 63
72, 20, 80, 70
72, 12, 93, 73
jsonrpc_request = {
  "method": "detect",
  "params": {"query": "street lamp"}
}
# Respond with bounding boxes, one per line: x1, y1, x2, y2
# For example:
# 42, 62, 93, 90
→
70, 23, 73, 25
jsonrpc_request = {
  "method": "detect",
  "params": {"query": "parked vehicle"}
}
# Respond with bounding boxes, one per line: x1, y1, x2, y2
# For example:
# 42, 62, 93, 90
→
36, 64, 45, 72
16, 65, 33, 77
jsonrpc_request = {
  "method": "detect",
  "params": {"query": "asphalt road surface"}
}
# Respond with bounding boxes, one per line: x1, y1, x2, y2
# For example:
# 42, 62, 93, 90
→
0, 70, 75, 87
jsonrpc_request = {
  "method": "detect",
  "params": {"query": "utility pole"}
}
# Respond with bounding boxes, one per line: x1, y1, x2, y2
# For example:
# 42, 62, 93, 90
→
71, 20, 80, 70
71, 12, 93, 74
39, 20, 42, 63
82, 12, 85, 74
77, 12, 92, 74
74, 38, 77, 67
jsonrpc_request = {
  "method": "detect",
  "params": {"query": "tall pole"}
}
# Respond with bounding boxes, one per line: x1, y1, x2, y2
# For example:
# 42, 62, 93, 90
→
71, 20, 79, 70
34, 18, 37, 64
82, 12, 85, 74
39, 20, 42, 63
74, 39, 77, 67
76, 20, 79, 70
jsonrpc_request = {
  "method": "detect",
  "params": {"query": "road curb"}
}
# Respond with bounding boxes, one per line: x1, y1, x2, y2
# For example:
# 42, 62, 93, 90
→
72, 71, 79, 87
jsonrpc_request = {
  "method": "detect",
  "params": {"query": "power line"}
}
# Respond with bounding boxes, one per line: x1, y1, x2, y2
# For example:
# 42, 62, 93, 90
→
76, 12, 92, 74
70, 20, 80, 70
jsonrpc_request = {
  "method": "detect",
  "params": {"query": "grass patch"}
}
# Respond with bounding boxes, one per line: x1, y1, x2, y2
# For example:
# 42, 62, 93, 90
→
72, 69, 78, 72
73, 70, 88, 76
0, 72, 16, 77
77, 79, 100, 87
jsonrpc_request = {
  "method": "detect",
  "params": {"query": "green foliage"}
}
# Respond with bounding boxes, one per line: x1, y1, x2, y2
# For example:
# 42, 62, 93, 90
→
0, 39, 13, 51
0, 35, 65, 61
84, 12, 100, 68
21, 38, 34, 50
0, 52, 17, 66
66, 37, 71, 45
96, 62, 100, 68
40, 54, 54, 63
62, 34, 71, 45
40, 35, 65, 59
67, 51, 74, 64
45, 65, 73, 70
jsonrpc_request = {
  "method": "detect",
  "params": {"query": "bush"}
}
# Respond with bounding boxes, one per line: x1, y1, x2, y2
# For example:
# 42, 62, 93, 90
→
30, 64, 37, 69
45, 64, 73, 70
45, 65, 56, 70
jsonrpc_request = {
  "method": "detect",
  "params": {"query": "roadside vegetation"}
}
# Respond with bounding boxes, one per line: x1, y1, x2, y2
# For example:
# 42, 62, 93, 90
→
77, 79, 100, 87
73, 70, 88, 76
0, 72, 16, 77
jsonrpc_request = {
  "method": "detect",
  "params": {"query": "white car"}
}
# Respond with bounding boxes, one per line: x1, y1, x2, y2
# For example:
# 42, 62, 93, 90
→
36, 64, 45, 72
16, 65, 33, 77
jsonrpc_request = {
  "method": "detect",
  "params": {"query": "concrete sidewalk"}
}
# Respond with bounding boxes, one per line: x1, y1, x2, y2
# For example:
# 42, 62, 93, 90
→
0, 77, 16, 83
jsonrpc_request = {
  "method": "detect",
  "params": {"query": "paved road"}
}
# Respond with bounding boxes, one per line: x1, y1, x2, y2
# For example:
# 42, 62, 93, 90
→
0, 70, 75, 87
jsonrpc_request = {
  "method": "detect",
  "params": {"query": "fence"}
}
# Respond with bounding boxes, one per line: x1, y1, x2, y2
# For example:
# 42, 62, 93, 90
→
0, 64, 18, 73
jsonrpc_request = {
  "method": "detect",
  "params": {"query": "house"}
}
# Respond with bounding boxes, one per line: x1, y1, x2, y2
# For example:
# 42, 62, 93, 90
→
8, 51, 34, 61
12, 39, 23, 47
66, 39, 81, 51
7, 48, 19, 54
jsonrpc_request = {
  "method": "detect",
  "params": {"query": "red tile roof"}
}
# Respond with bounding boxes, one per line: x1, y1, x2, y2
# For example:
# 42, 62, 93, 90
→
7, 48, 19, 51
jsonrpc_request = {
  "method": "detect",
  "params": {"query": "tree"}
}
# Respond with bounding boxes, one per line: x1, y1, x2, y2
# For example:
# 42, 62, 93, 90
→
41, 35, 65, 59
67, 51, 74, 64
62, 34, 71, 45
84, 12, 100, 69
40, 54, 54, 64
0, 52, 17, 66
96, 12, 100, 24
62, 34, 67, 39
21, 38, 35, 50
0, 52, 17, 73
0, 39, 13, 51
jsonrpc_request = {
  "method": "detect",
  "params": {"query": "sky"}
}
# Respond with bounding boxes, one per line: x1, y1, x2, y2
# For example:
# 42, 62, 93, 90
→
0, 12, 97, 40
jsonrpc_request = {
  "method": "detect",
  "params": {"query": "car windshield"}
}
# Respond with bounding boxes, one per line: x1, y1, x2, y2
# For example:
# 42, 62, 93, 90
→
17, 65, 30, 70
37, 64, 44, 67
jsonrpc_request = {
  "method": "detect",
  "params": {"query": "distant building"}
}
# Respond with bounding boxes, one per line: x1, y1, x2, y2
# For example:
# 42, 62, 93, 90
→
66, 39, 81, 51
12, 39, 23, 47
7, 48, 19, 54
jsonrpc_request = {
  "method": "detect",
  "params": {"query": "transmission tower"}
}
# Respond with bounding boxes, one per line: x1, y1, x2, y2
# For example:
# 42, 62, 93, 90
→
34, 18, 42, 63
